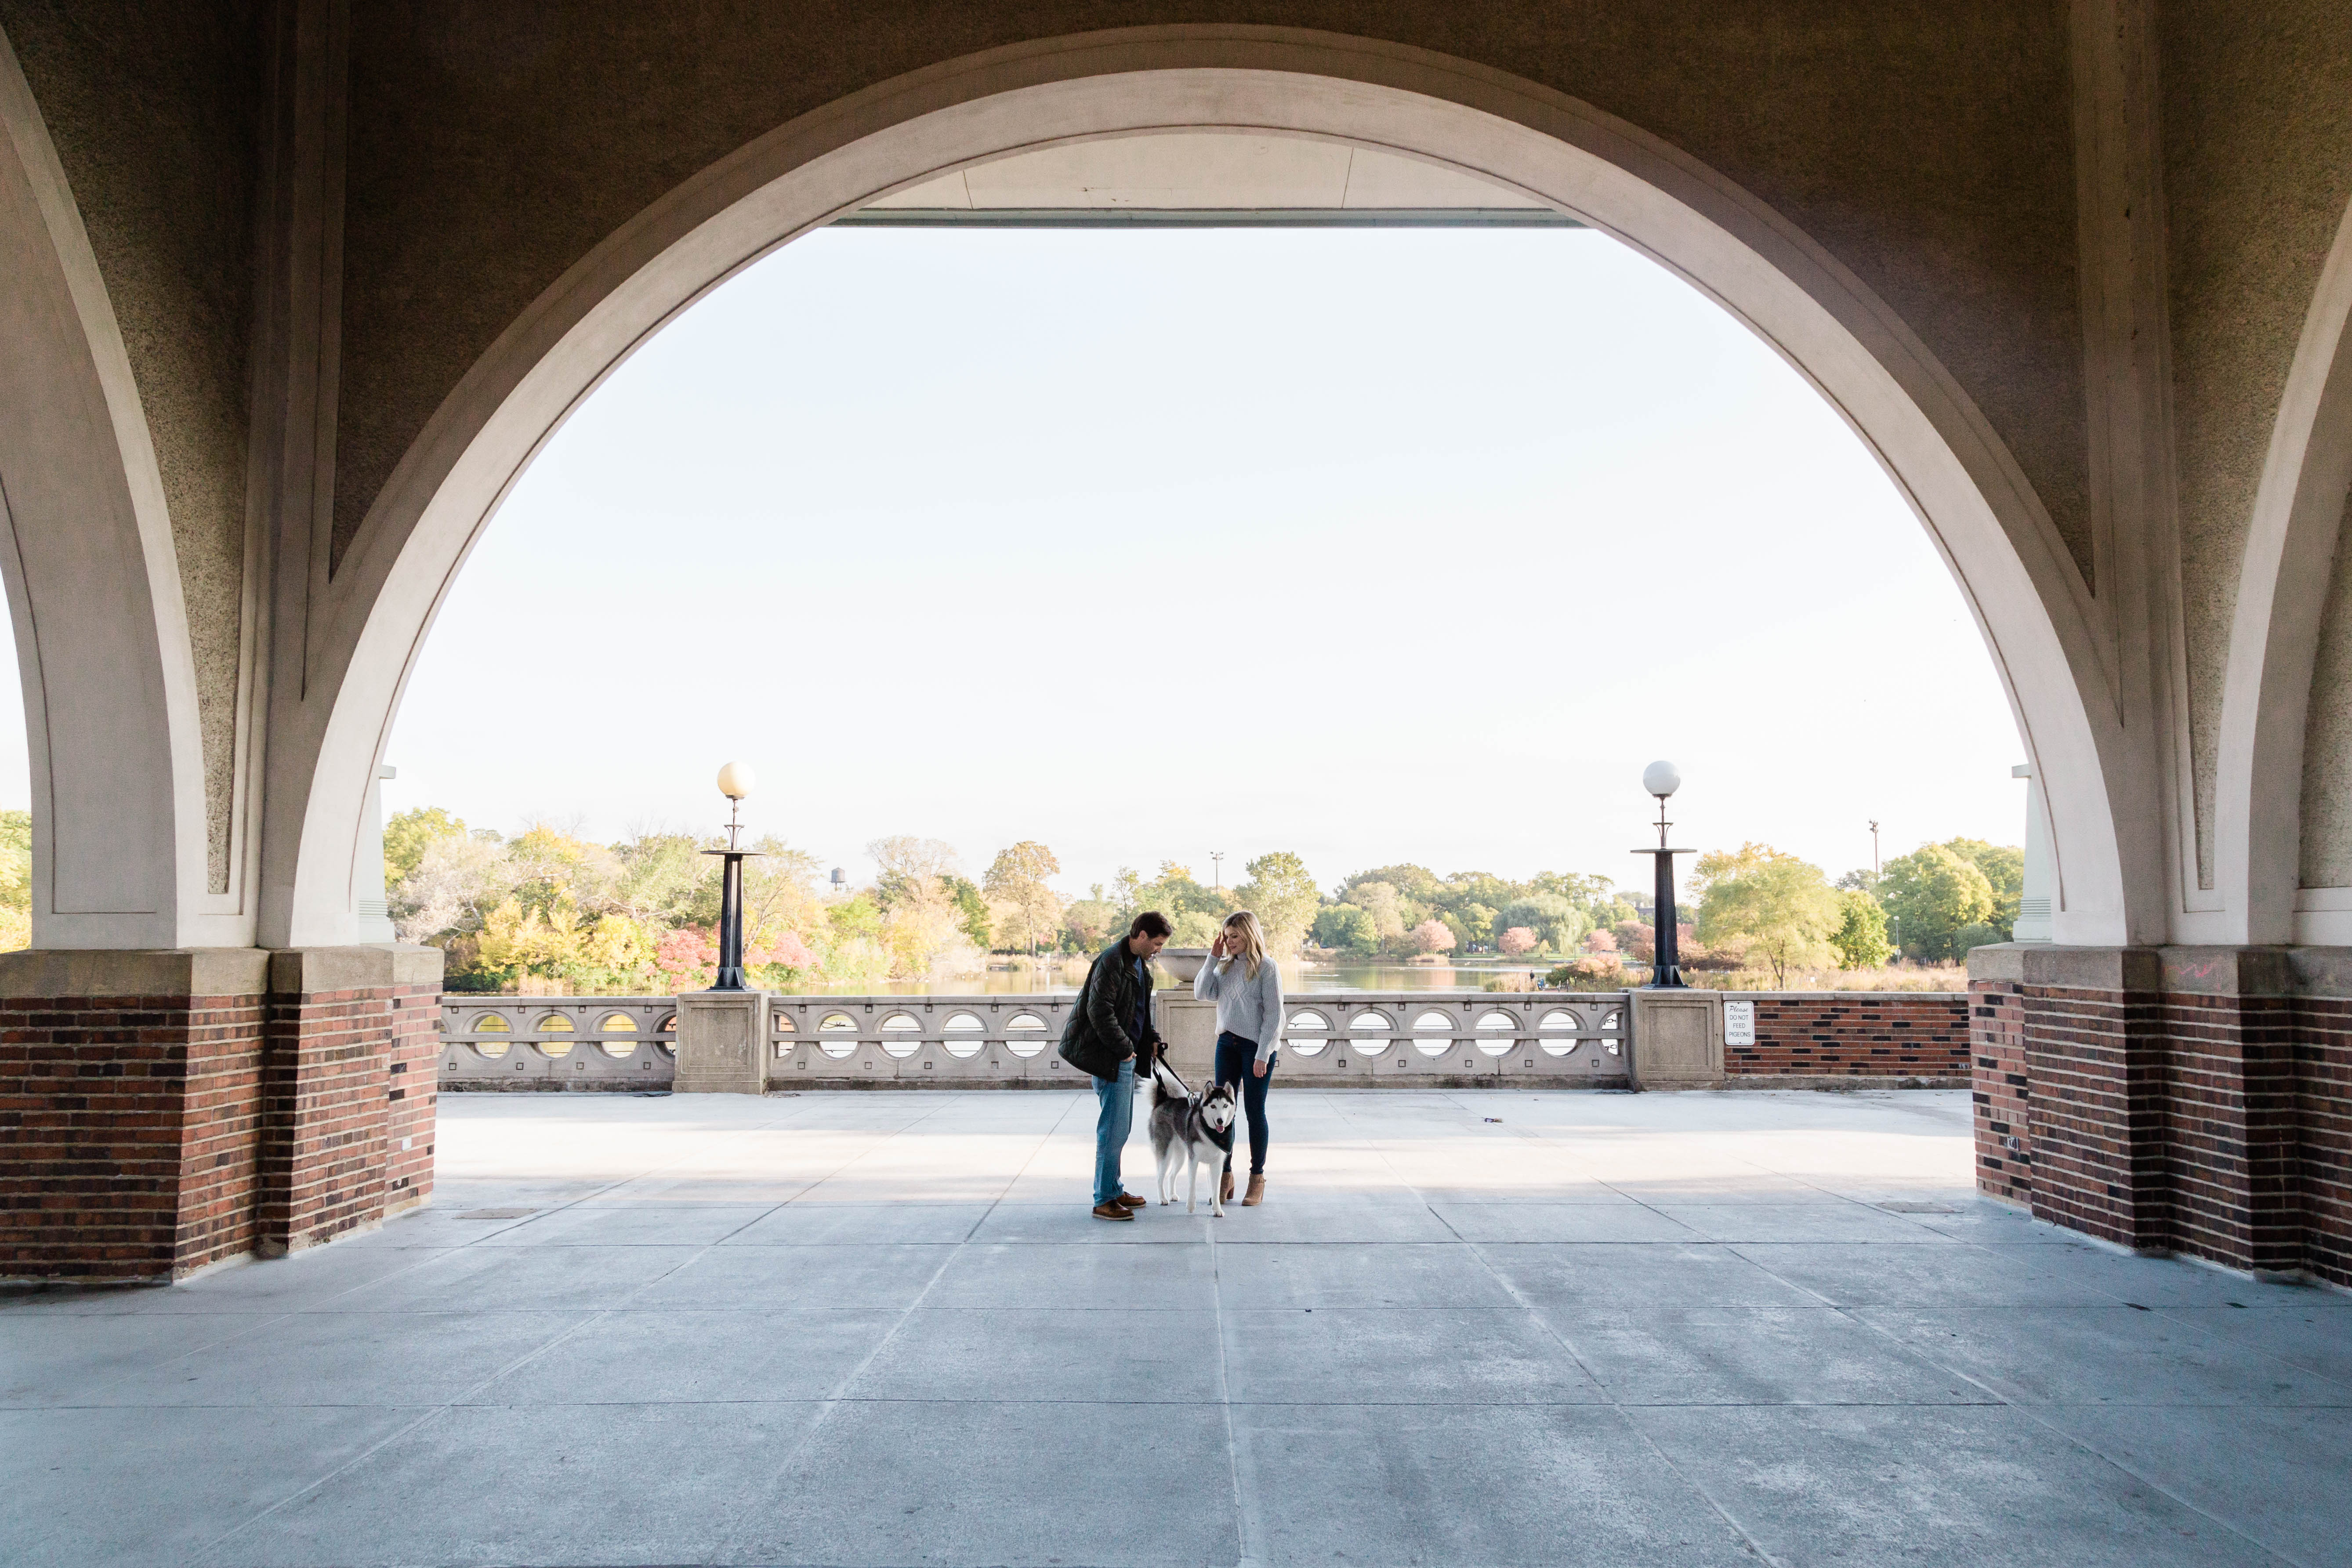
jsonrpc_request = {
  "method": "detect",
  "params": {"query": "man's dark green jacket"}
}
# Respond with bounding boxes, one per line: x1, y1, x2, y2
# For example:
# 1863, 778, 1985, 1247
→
1058, 936, 1162, 1080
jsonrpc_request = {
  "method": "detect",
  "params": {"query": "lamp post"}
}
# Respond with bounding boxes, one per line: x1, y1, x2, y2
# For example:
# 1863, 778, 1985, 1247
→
705, 761, 764, 991
1634, 760, 1691, 989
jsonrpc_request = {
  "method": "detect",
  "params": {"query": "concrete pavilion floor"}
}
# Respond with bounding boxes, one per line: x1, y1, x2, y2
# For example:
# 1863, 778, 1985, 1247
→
6, 1089, 2351, 1568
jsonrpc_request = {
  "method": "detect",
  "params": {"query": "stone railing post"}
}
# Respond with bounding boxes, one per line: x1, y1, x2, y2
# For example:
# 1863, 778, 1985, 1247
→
674, 988, 770, 1093
1628, 989, 1725, 1087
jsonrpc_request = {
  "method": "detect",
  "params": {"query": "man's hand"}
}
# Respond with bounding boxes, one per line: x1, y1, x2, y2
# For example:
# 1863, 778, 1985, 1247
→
1253, 1057, 1268, 1078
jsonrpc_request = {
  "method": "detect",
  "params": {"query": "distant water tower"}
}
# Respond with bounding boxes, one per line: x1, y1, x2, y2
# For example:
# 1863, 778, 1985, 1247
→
830, 867, 846, 890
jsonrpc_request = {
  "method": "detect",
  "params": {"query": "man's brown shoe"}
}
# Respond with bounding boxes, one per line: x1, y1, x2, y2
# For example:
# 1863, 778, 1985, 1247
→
1092, 1201, 1134, 1220
1242, 1174, 1266, 1206
1115, 1191, 1148, 1210
1221, 1168, 1235, 1204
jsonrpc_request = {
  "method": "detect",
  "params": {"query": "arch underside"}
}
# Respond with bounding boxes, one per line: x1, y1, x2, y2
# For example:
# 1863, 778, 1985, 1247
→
7, 27, 2131, 950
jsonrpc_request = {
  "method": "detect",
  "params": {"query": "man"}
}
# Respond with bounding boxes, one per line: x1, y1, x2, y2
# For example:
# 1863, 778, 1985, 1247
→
1057, 911, 1170, 1220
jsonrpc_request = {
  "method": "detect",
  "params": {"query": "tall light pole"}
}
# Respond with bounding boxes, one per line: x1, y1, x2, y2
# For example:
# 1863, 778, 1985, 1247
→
1210, 851, 1224, 894
1634, 760, 1690, 989
705, 761, 763, 990
1869, 820, 1881, 880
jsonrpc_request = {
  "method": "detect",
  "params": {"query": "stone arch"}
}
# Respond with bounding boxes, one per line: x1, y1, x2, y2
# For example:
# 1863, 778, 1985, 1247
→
253, 28, 2124, 945
2214, 193, 2352, 944
0, 33, 223, 950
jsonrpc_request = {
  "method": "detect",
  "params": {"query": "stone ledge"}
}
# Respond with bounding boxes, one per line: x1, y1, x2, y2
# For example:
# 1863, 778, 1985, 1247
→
0, 947, 271, 999
269, 945, 444, 995
1967, 942, 2352, 998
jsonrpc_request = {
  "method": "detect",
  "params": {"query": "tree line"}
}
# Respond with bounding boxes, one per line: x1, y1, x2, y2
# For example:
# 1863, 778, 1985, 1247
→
380, 808, 2022, 994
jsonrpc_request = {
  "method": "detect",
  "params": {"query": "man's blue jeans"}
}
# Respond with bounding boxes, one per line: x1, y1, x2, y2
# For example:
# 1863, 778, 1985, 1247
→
1093, 1056, 1134, 1206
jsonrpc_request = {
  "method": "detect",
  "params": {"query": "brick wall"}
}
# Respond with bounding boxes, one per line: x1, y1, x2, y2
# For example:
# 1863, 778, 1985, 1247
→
1725, 993, 1969, 1079
2163, 990, 2301, 1274
0, 948, 443, 1283
1969, 948, 2352, 1291
2294, 996, 2352, 1287
1971, 979, 2030, 1205
0, 992, 266, 1280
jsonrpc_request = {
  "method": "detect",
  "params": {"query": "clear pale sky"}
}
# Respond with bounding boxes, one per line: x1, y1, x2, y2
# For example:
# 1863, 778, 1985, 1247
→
0, 226, 2033, 901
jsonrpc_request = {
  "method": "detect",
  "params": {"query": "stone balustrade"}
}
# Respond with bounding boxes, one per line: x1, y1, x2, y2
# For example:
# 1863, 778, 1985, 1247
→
438, 991, 1631, 1090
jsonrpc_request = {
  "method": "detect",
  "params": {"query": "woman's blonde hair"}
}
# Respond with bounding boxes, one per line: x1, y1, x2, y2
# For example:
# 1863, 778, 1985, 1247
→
1224, 910, 1268, 979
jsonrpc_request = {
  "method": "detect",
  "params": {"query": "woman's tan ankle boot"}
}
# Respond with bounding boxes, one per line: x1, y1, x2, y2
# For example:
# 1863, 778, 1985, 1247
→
1243, 1173, 1266, 1206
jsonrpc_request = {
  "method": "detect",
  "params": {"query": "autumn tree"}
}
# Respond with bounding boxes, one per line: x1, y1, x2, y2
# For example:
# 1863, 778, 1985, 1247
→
1692, 843, 1841, 987
983, 840, 1063, 955
384, 806, 469, 886
869, 835, 962, 907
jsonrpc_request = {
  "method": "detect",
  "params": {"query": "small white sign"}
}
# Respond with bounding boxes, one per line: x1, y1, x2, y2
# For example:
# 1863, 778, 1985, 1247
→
1723, 1001, 1756, 1048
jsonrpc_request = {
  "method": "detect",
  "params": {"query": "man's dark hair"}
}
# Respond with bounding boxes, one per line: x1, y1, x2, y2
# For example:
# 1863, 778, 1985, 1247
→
1129, 910, 1172, 940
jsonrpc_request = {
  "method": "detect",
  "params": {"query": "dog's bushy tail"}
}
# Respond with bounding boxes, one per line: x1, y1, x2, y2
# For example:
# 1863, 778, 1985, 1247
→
1150, 1056, 1190, 1104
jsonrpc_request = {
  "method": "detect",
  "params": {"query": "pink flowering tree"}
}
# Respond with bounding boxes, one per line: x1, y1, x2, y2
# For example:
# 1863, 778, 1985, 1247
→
1498, 926, 1539, 956
1410, 918, 1456, 954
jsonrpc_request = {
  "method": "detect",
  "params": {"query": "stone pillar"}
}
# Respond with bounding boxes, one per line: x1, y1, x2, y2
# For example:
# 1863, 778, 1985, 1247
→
260, 948, 444, 1256
1969, 944, 2340, 1284
0, 944, 442, 1282
1154, 992, 1220, 1086
1628, 989, 1725, 1088
674, 989, 770, 1094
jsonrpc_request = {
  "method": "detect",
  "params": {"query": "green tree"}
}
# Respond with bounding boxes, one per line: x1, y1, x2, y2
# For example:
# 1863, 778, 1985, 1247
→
1877, 843, 1997, 961
983, 840, 1063, 954
1942, 838, 2024, 938
1829, 889, 1892, 969
1235, 850, 1319, 956
942, 873, 992, 948
1692, 843, 1842, 987
384, 806, 468, 887
1494, 894, 1587, 953
1312, 903, 1380, 957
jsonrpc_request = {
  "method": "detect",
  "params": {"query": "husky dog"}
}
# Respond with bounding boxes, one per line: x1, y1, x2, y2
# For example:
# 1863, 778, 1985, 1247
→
1149, 1057, 1238, 1216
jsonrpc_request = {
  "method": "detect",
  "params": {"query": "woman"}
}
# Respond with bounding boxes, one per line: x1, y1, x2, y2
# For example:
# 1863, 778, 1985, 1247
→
1194, 909, 1283, 1206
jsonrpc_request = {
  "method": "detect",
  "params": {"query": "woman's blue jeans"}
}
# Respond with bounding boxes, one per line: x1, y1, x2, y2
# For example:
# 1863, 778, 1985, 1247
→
1214, 1031, 1274, 1176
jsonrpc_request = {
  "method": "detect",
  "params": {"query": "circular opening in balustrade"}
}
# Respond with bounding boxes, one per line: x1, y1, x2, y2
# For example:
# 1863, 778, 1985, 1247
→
878, 1013, 921, 1057
942, 1012, 986, 1058
1002, 1012, 1048, 1057
1537, 1009, 1581, 1056
817, 1012, 858, 1058
538, 1039, 574, 1058
1285, 1010, 1330, 1057
599, 1040, 637, 1060
471, 1013, 511, 1033
472, 1039, 510, 1059
598, 1013, 638, 1033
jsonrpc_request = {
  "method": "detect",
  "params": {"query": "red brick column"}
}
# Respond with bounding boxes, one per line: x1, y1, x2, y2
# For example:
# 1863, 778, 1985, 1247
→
0, 945, 442, 1282
260, 949, 444, 1256
2161, 949, 2301, 1274
1971, 944, 2347, 1285
2297, 989, 2352, 1286
1970, 975, 2031, 1206
0, 951, 272, 1281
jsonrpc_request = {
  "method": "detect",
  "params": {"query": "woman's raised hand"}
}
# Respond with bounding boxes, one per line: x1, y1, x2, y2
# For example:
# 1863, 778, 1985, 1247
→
1210, 933, 1229, 959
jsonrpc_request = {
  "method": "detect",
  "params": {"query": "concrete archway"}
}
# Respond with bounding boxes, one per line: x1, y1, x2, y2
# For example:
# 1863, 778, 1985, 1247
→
2214, 193, 2352, 945
290, 27, 2127, 949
